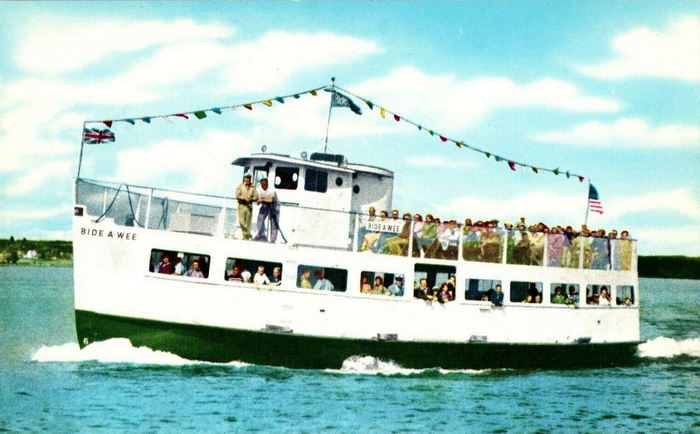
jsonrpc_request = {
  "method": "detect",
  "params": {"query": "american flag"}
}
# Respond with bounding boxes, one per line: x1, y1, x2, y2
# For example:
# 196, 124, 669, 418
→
588, 184, 604, 214
82, 127, 115, 145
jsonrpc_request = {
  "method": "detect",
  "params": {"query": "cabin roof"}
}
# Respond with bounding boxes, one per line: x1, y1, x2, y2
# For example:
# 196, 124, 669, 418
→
231, 153, 393, 177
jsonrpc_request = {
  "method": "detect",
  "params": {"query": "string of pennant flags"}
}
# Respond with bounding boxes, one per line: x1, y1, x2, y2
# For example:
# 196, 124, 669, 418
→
82, 81, 584, 183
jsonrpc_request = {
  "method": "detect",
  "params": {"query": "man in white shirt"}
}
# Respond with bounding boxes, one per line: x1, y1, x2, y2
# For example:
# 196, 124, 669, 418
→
313, 270, 335, 291
254, 178, 280, 242
253, 265, 271, 286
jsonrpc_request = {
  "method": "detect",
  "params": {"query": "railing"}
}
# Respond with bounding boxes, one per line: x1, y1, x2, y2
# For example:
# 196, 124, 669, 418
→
76, 178, 637, 272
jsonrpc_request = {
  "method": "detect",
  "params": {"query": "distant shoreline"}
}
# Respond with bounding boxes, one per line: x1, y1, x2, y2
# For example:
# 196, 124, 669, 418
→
0, 239, 698, 279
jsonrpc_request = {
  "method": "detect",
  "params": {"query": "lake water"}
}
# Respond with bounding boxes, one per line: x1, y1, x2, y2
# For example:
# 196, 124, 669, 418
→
1, 267, 698, 432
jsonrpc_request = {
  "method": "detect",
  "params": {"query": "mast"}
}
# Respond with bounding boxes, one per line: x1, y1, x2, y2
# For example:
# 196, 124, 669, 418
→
323, 77, 336, 153
584, 179, 591, 227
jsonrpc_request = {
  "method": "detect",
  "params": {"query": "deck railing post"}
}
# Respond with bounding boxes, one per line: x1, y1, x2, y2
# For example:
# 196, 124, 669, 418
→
501, 229, 508, 264
542, 233, 548, 267
143, 188, 153, 230
579, 237, 584, 270
217, 202, 227, 238
408, 220, 415, 257
352, 213, 360, 252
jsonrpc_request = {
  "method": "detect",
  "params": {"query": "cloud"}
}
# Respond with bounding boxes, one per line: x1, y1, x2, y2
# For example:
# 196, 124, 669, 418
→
632, 226, 700, 255
0, 206, 67, 221
352, 67, 620, 132
534, 118, 700, 147
578, 16, 700, 82
605, 188, 700, 221
406, 155, 477, 169
4, 160, 74, 196
113, 130, 254, 195
16, 18, 234, 75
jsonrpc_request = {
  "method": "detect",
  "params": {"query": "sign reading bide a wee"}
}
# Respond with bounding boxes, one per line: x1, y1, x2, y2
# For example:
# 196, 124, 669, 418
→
80, 227, 137, 241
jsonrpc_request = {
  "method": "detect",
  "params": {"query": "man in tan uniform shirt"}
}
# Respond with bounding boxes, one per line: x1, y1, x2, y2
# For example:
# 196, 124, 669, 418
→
235, 174, 258, 240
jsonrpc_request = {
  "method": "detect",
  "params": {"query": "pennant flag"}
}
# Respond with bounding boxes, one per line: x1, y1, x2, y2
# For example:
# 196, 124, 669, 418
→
494, 156, 503, 162
330, 91, 362, 115
83, 127, 115, 145
485, 152, 491, 158
380, 107, 386, 118
262, 100, 273, 107
142, 117, 151, 123
244, 104, 253, 110
102, 120, 112, 128
293, 94, 300, 99
439, 135, 448, 142
455, 141, 463, 148
175, 113, 189, 120
274, 97, 285, 104
417, 125, 422, 131
212, 108, 222, 114
194, 111, 207, 119
310, 90, 318, 96
566, 171, 571, 178
578, 176, 585, 183
532, 167, 539, 173
553, 168, 560, 175
588, 184, 604, 214
124, 119, 135, 125
508, 161, 516, 171
364, 99, 374, 110
393, 114, 401, 122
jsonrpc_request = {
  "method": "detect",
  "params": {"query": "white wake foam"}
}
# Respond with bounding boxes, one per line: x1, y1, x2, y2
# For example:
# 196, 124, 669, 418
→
31, 338, 248, 367
637, 337, 700, 359
331, 355, 491, 376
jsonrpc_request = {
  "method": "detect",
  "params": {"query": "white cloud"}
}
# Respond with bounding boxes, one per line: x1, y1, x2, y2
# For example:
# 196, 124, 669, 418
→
534, 118, 700, 147
352, 67, 620, 132
605, 188, 700, 221
4, 160, 74, 196
632, 226, 700, 255
16, 19, 234, 75
406, 155, 477, 169
113, 130, 254, 195
0, 206, 67, 221
578, 16, 700, 82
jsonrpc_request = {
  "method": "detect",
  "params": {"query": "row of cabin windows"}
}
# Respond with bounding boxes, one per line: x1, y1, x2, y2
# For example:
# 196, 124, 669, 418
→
148, 249, 636, 306
255, 166, 332, 193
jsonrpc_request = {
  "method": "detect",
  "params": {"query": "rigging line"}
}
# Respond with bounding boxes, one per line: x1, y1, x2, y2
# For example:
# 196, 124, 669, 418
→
125, 184, 145, 228
334, 84, 583, 179
93, 184, 124, 224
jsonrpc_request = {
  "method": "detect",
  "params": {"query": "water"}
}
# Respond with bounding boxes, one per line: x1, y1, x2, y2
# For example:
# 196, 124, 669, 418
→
1, 268, 698, 432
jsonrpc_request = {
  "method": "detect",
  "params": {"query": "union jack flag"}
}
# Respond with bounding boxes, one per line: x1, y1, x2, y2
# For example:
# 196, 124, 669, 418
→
82, 127, 115, 145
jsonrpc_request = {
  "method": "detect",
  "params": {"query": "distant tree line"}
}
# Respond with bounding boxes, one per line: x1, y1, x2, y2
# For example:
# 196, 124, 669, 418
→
0, 237, 72, 264
637, 256, 700, 280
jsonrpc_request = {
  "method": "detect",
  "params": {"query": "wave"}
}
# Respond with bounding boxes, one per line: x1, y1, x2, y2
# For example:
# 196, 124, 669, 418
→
637, 337, 700, 359
329, 355, 495, 376
31, 338, 248, 367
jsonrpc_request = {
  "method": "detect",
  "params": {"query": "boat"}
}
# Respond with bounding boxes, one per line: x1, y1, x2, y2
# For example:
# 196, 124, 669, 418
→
72, 85, 641, 369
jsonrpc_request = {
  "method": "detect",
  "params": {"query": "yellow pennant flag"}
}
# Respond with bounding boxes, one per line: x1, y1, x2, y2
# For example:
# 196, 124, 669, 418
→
310, 90, 318, 96
262, 100, 273, 107
380, 107, 386, 118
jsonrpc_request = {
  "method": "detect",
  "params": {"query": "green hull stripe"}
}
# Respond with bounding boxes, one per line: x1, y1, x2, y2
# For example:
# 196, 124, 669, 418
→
75, 310, 640, 369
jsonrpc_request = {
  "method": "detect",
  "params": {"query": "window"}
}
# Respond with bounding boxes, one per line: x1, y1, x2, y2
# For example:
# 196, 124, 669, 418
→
360, 270, 405, 297
335, 177, 343, 187
615, 285, 635, 306
550, 283, 579, 305
304, 168, 328, 193
510, 281, 543, 303
149, 249, 210, 278
253, 165, 268, 185
297, 264, 347, 292
225, 257, 282, 286
413, 263, 456, 301
353, 185, 360, 194
585, 284, 612, 305
466, 278, 501, 301
274, 166, 299, 190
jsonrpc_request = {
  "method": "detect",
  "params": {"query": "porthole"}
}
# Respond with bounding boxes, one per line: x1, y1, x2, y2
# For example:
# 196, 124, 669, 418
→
335, 177, 343, 187
353, 185, 360, 194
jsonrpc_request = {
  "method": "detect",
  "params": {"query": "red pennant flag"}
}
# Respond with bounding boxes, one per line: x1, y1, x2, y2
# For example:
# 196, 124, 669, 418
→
175, 113, 189, 120
578, 176, 585, 182
103, 120, 113, 128
439, 135, 448, 142
393, 114, 400, 122
508, 161, 516, 171
244, 104, 253, 110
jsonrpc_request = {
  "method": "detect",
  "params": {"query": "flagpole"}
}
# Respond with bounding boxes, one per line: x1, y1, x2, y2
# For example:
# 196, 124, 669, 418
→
584, 178, 591, 227
76, 121, 86, 179
323, 77, 336, 154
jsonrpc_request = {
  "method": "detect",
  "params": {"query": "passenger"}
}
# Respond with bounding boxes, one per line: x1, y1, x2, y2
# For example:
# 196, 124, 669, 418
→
391, 209, 400, 220
235, 173, 258, 240
358, 207, 377, 252
566, 285, 579, 305
414, 278, 430, 300
481, 294, 490, 301
618, 230, 632, 271
588, 293, 599, 305
491, 284, 504, 307
299, 269, 312, 289
226, 264, 244, 282
624, 296, 633, 306
527, 283, 540, 302
241, 266, 252, 283
173, 256, 186, 275
361, 210, 388, 252
385, 213, 412, 256
547, 228, 567, 266
360, 274, 372, 293
253, 265, 270, 285
534, 294, 542, 304
387, 275, 405, 297
372, 210, 395, 253
598, 286, 612, 306
551, 286, 567, 304
512, 231, 531, 264
411, 214, 424, 257
313, 270, 335, 291
253, 177, 279, 243
270, 266, 282, 286
438, 282, 453, 303
185, 259, 205, 278
481, 220, 501, 263
371, 276, 387, 295
157, 254, 175, 274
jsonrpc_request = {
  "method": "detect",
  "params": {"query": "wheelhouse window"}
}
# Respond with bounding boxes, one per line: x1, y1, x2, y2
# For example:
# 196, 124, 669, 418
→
225, 257, 282, 286
510, 281, 543, 303
466, 278, 501, 302
413, 263, 456, 302
586, 284, 612, 306
304, 168, 328, 193
253, 165, 269, 185
615, 285, 635, 306
274, 166, 299, 190
297, 265, 347, 292
550, 283, 580, 306
149, 249, 210, 278
360, 270, 405, 297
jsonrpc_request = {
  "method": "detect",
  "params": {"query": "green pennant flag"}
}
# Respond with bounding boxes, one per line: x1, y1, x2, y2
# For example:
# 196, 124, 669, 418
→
485, 152, 491, 158
194, 111, 207, 119
364, 99, 374, 110
429, 130, 434, 136
553, 168, 560, 175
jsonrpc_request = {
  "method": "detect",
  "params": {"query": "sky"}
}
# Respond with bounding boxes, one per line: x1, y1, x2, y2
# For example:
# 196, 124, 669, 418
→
0, 1, 698, 255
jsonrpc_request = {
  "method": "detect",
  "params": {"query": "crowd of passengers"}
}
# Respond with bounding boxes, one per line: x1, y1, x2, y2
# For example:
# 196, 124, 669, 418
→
226, 263, 282, 286
155, 254, 207, 278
